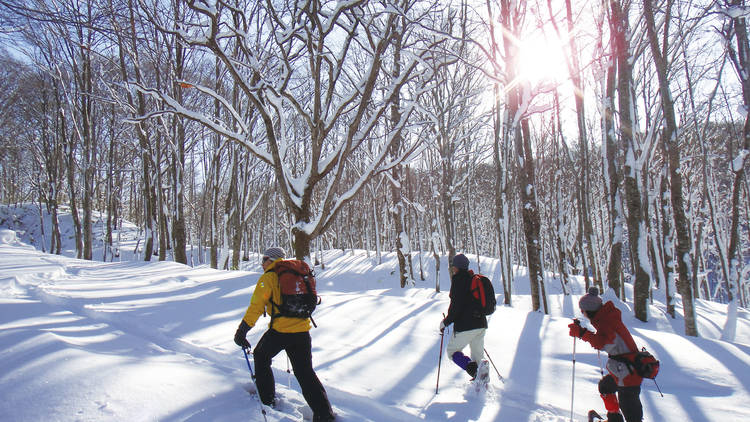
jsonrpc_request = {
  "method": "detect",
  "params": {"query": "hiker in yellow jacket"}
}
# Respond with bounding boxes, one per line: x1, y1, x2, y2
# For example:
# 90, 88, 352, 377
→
234, 247, 334, 422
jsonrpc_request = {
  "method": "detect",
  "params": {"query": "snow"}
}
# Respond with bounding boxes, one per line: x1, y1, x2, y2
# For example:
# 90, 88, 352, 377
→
732, 149, 749, 172
737, 104, 748, 120
1, 204, 750, 421
721, 5, 750, 20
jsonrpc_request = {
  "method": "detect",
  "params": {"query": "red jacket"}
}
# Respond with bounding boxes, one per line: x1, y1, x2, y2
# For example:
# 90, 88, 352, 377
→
582, 301, 642, 386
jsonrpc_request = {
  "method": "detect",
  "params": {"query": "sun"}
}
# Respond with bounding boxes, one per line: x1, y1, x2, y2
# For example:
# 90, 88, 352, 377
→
516, 34, 570, 86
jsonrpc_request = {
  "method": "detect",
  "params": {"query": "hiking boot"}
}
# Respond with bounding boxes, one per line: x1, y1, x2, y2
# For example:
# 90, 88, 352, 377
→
466, 361, 478, 379
261, 395, 277, 409
312, 413, 335, 422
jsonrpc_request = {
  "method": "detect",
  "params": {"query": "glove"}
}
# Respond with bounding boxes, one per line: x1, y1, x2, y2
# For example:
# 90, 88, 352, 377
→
439, 320, 446, 333
568, 321, 588, 339
234, 320, 251, 349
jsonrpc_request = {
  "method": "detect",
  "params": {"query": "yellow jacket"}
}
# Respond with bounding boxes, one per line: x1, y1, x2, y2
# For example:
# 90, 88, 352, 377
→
241, 259, 311, 333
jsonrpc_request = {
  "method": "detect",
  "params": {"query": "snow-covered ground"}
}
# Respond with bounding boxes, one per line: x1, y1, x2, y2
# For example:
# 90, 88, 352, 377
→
1, 204, 749, 421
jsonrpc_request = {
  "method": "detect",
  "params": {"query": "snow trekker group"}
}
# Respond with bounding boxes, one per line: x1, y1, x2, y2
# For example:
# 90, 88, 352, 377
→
233, 248, 658, 422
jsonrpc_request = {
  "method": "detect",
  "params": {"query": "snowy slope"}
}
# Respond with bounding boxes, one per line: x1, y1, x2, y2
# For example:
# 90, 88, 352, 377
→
1, 204, 749, 422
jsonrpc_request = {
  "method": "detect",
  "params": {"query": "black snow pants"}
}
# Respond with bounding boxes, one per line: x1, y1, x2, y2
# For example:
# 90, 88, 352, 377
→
599, 374, 643, 422
617, 386, 643, 422
253, 329, 333, 419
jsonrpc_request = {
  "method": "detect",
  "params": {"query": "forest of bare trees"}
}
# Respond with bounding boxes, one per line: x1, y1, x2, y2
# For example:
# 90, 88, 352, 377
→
1, 0, 749, 338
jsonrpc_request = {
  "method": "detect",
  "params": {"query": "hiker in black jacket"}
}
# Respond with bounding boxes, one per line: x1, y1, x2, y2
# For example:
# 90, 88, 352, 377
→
439, 253, 488, 379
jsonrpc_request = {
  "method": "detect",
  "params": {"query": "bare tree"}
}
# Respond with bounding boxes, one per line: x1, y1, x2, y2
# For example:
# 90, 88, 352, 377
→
643, 0, 697, 333
482, 0, 515, 305
548, 0, 601, 291
139, 0, 444, 260
718, 0, 750, 340
497, 0, 547, 313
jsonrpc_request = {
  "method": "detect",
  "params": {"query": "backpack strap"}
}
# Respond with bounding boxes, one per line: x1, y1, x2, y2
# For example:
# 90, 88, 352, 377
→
263, 267, 283, 328
469, 274, 486, 308
295, 268, 318, 327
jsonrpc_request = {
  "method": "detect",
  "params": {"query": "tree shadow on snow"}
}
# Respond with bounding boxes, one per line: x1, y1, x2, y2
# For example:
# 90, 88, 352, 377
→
636, 331, 743, 422
495, 311, 544, 420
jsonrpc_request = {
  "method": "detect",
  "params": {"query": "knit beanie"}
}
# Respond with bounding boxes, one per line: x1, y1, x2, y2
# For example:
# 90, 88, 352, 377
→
263, 247, 286, 261
579, 286, 603, 312
452, 253, 469, 270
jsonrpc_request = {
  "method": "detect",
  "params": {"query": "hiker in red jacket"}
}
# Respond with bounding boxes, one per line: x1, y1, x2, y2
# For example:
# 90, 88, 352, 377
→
568, 287, 643, 422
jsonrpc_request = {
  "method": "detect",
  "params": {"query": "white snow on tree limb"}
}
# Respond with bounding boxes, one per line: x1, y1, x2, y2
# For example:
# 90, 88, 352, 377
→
732, 149, 749, 172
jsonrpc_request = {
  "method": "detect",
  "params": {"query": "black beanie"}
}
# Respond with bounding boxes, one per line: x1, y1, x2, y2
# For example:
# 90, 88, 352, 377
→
452, 254, 469, 270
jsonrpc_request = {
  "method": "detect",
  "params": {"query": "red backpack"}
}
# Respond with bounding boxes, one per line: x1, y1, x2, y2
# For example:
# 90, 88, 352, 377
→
612, 347, 660, 379
632, 348, 660, 379
270, 260, 320, 326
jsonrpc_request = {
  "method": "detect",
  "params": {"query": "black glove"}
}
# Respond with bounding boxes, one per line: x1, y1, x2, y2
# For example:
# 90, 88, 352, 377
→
234, 320, 251, 349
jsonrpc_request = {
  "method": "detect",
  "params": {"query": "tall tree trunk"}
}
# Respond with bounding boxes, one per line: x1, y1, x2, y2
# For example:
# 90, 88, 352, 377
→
117, 0, 156, 261
518, 117, 546, 313
63, 106, 83, 259
721, 0, 750, 340
105, 104, 116, 261
209, 59, 222, 269
553, 0, 600, 289
389, 16, 408, 287
171, 2, 187, 265
603, 29, 624, 296
553, 92, 570, 292
659, 169, 676, 317
643, 0, 697, 334
492, 89, 513, 305
613, 0, 650, 321
155, 130, 168, 261
292, 227, 312, 261
75, 17, 96, 261
225, 147, 240, 269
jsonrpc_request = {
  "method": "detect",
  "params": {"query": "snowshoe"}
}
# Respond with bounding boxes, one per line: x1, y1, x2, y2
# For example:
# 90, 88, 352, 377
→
587, 410, 624, 422
468, 360, 490, 393
477, 360, 490, 384
588, 410, 603, 422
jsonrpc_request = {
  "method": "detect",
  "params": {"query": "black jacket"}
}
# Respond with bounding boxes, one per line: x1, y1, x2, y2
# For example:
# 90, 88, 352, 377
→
443, 269, 487, 332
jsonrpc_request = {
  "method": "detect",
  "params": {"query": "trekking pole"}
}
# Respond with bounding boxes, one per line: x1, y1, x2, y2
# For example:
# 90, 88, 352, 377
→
242, 347, 268, 422
483, 348, 506, 384
570, 319, 579, 422
436, 313, 446, 395
653, 378, 664, 397
286, 352, 292, 388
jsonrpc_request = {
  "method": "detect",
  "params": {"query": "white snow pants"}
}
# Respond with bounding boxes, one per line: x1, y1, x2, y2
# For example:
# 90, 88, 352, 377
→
446, 327, 486, 364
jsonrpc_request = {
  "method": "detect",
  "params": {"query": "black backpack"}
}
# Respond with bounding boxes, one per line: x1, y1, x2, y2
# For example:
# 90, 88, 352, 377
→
270, 260, 321, 326
470, 273, 496, 316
